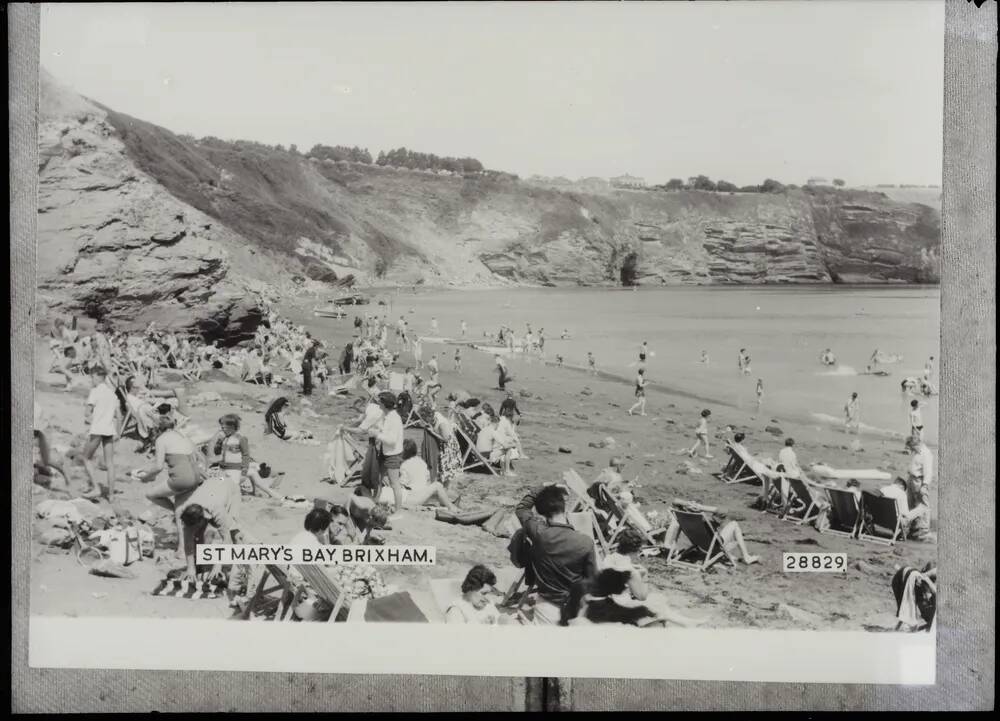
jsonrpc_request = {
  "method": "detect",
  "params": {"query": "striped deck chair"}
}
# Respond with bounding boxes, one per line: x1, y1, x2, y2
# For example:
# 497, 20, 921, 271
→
718, 442, 766, 485
666, 509, 732, 572
781, 477, 829, 526
823, 487, 862, 539
450, 411, 499, 476
858, 491, 905, 546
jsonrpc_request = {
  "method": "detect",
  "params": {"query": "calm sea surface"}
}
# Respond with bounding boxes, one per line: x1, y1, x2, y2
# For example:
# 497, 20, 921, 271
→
344, 286, 940, 445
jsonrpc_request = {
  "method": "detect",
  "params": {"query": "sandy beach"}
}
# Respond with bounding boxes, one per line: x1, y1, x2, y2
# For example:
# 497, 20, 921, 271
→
29, 293, 937, 631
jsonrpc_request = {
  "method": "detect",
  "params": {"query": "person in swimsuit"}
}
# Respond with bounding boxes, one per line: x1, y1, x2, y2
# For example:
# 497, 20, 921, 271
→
638, 341, 649, 364
587, 352, 597, 375
687, 409, 713, 459
845, 392, 861, 434
453, 348, 462, 374
738, 348, 751, 375
700, 350, 709, 365
755, 379, 764, 414
137, 415, 205, 555
207, 414, 250, 495
628, 368, 647, 417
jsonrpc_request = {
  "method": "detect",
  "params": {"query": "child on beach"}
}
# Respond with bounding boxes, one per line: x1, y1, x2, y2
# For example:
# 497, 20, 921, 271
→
460, 320, 467, 338
79, 365, 120, 500
908, 399, 924, 441
638, 341, 649, 364
845, 392, 861, 434
628, 368, 647, 417
207, 414, 251, 495
687, 409, 713, 459
454, 348, 462, 374
754, 379, 764, 415
587, 352, 597, 375
738, 348, 751, 375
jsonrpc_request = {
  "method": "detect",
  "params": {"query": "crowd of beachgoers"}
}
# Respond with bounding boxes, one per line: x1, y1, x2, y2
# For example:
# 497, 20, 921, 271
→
31, 297, 937, 630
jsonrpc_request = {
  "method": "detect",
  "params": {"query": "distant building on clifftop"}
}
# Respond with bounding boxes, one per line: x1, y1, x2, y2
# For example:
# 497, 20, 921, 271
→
806, 177, 830, 186
611, 174, 647, 189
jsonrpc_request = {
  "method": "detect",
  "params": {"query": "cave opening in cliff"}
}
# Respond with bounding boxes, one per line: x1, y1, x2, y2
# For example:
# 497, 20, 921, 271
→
620, 252, 639, 286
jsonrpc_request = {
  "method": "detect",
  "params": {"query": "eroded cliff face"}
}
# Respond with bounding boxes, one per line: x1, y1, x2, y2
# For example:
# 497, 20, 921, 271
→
40, 71, 940, 301
36, 71, 262, 341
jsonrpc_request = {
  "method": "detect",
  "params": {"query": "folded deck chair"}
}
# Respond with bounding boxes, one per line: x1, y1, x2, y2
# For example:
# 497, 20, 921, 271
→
450, 412, 499, 476
782, 477, 828, 526
858, 490, 905, 546
296, 564, 352, 622
823, 487, 862, 539
325, 432, 365, 486
239, 564, 298, 621
718, 442, 766, 486
666, 509, 731, 572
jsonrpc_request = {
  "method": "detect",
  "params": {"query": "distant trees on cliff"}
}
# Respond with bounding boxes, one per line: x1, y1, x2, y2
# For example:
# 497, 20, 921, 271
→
375, 147, 484, 173
308, 144, 373, 164
653, 175, 786, 194
833, 178, 846, 187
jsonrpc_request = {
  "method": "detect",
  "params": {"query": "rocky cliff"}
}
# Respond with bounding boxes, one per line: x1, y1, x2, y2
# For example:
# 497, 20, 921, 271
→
38, 72, 940, 334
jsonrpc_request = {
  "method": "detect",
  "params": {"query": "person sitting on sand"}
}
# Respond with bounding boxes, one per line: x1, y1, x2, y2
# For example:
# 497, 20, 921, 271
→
446, 565, 510, 625
514, 483, 598, 625
628, 368, 647, 416
264, 397, 316, 443
687, 409, 713, 460
207, 414, 251, 495
491, 406, 521, 476
663, 500, 760, 566
137, 415, 206, 556
564, 531, 701, 627
378, 438, 459, 511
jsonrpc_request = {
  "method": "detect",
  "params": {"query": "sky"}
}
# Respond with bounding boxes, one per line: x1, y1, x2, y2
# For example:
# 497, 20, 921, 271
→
40, 1, 945, 187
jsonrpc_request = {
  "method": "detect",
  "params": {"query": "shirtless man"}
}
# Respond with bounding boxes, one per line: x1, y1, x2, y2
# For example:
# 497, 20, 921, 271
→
844, 392, 861, 434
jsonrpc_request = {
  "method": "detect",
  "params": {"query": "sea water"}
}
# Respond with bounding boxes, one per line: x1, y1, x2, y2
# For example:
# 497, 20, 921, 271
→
362, 285, 940, 445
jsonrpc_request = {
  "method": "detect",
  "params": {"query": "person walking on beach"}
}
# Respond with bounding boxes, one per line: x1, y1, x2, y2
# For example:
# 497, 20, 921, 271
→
628, 368, 647, 417
496, 354, 509, 391
587, 352, 597, 375
454, 347, 462, 374
754, 378, 764, 415
687, 409, 713, 459
845, 392, 861, 434
412, 336, 423, 369
79, 365, 120, 500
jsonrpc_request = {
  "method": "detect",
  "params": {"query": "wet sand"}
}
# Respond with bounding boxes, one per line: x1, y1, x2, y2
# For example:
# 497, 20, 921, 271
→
30, 296, 936, 630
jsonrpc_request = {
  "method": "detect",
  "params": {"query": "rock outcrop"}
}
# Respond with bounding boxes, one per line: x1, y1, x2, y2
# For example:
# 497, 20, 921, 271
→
36, 70, 262, 341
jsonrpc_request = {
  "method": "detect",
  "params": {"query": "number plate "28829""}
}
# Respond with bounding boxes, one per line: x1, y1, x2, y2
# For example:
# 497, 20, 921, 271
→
783, 552, 847, 572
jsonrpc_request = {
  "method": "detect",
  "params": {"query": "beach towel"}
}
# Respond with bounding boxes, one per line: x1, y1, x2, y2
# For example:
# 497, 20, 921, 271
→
481, 508, 522, 538
152, 577, 228, 599
325, 436, 354, 485
362, 591, 429, 622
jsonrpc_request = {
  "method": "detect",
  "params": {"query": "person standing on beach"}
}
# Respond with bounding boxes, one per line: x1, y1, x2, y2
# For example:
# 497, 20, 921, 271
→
454, 347, 462, 374
908, 399, 924, 441
537, 328, 545, 358
301, 342, 317, 396
587, 352, 597, 375
904, 437, 934, 541
496, 354, 509, 391
80, 365, 120, 500
427, 353, 439, 376
412, 336, 423, 370
687, 409, 713, 459
923, 356, 935, 381
628, 368, 647, 417
754, 379, 764, 415
845, 392, 861, 434
738, 348, 751, 375
639, 341, 649, 365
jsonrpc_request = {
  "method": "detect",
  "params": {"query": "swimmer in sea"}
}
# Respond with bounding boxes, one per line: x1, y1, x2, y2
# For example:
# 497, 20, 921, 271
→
460, 320, 467, 338
700, 350, 709, 365
454, 348, 462, 374
430, 317, 439, 335
639, 341, 649, 365
923, 356, 935, 380
754, 379, 764, 415
820, 348, 836, 366
587, 352, 597, 375
845, 392, 861, 434
556, 355, 564, 366
628, 368, 647, 417
738, 348, 751, 376
561, 329, 571, 340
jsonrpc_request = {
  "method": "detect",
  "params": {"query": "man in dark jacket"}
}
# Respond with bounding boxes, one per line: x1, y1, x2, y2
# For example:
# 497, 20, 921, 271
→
515, 483, 597, 625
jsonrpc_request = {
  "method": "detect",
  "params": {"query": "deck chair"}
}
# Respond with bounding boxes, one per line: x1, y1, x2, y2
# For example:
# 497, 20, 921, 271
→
823, 487, 862, 539
781, 477, 828, 526
296, 564, 352, 622
568, 510, 611, 559
666, 509, 731, 572
718, 442, 766, 485
239, 564, 299, 621
858, 491, 905, 546
388, 372, 406, 392
450, 412, 499, 476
